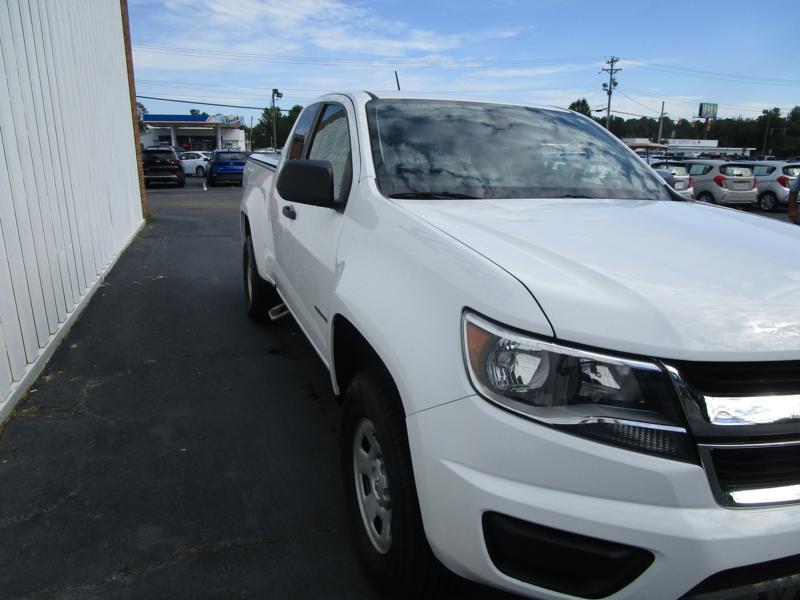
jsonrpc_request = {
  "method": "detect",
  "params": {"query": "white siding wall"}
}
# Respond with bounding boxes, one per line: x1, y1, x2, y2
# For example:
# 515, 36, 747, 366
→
0, 0, 143, 419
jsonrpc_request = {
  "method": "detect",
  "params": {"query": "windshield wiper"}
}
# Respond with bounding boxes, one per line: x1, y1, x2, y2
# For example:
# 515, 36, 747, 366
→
388, 192, 480, 200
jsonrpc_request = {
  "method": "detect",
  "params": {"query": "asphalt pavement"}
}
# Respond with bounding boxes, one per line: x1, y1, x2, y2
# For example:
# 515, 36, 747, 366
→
0, 178, 516, 600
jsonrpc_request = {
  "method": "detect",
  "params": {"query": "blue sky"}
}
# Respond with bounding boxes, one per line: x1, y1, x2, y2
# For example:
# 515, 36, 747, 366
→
129, 0, 799, 127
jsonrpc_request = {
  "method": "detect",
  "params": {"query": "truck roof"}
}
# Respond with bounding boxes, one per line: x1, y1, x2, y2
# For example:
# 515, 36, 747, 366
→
310, 90, 572, 114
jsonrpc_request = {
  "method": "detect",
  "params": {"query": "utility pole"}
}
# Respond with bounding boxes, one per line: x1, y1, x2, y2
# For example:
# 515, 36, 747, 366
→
271, 88, 282, 150
394, 70, 401, 91
601, 56, 621, 130
761, 108, 777, 155
656, 101, 665, 143
249, 115, 253, 151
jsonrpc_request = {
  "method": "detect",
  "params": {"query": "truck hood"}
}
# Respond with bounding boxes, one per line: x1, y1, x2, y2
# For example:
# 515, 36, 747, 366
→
399, 198, 800, 361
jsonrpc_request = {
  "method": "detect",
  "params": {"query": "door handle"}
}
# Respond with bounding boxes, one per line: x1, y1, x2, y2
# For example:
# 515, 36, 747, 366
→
282, 205, 297, 220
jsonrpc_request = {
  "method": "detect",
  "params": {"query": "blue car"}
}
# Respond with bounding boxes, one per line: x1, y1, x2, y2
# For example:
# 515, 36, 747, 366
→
206, 150, 248, 186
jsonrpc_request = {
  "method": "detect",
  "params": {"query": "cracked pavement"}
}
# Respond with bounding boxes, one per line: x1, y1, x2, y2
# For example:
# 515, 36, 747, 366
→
0, 179, 514, 600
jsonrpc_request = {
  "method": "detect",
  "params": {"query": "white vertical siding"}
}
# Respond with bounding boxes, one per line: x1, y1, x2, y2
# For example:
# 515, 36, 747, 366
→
0, 0, 143, 418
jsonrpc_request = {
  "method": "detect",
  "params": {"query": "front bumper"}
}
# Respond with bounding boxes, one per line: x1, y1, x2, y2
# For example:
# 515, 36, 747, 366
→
407, 395, 800, 600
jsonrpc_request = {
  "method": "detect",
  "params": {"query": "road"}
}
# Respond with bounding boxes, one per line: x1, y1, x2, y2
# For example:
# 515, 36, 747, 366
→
0, 177, 517, 600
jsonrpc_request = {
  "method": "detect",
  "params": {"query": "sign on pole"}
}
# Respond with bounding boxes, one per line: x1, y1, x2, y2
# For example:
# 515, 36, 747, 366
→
698, 103, 718, 119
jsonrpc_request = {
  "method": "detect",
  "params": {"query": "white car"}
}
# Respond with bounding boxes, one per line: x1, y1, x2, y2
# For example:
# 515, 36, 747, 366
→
178, 151, 210, 177
240, 92, 800, 600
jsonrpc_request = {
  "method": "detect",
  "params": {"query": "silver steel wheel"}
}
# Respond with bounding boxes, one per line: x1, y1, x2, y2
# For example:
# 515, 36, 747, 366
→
760, 193, 776, 211
196, 166, 206, 177
353, 418, 392, 554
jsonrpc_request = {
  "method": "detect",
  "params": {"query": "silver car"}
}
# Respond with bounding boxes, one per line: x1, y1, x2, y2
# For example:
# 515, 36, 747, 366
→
651, 161, 693, 198
732, 161, 800, 211
685, 160, 757, 207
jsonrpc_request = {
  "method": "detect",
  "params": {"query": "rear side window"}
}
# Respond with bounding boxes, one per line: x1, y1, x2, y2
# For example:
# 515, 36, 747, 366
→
752, 165, 775, 176
720, 165, 753, 176
288, 104, 321, 160
307, 104, 353, 204
784, 165, 800, 177
688, 164, 712, 175
657, 163, 688, 175
216, 152, 247, 161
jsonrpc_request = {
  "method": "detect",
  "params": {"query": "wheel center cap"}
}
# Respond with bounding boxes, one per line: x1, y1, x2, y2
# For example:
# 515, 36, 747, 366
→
371, 458, 390, 507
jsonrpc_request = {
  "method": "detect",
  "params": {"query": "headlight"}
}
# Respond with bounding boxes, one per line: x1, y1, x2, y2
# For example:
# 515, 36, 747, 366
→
463, 313, 695, 462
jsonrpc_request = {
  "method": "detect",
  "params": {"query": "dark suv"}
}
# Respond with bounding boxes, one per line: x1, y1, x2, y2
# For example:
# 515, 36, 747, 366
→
143, 148, 186, 188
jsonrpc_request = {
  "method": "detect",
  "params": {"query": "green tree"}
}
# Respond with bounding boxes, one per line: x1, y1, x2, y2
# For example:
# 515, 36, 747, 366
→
568, 98, 592, 117
136, 102, 147, 133
251, 104, 304, 149
190, 108, 201, 115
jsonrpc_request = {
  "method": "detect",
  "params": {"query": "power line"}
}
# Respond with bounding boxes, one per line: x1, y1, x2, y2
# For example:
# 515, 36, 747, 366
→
136, 95, 294, 111
133, 43, 605, 69
624, 60, 800, 88
616, 90, 660, 114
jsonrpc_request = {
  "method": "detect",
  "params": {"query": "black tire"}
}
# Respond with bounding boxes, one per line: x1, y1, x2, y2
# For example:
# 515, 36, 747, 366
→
341, 369, 448, 599
759, 192, 778, 212
177, 178, 186, 188
144, 180, 151, 189
243, 234, 278, 322
196, 166, 206, 177
696, 192, 715, 204
207, 178, 216, 187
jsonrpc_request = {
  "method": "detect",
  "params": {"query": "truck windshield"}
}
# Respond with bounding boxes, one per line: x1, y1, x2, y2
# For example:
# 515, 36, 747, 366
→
366, 99, 670, 201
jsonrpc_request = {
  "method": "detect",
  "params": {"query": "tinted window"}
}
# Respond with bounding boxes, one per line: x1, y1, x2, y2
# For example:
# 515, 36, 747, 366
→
720, 165, 753, 176
288, 104, 321, 160
653, 163, 688, 175
307, 104, 353, 203
784, 165, 800, 177
367, 99, 669, 200
688, 164, 712, 176
144, 151, 175, 161
215, 152, 247, 161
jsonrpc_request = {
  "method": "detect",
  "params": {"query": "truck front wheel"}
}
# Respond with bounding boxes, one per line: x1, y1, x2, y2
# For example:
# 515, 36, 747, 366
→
340, 369, 448, 598
243, 235, 279, 322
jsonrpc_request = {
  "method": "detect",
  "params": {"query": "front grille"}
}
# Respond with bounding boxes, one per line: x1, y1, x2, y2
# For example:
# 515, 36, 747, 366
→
712, 445, 800, 490
671, 360, 800, 396
665, 360, 800, 507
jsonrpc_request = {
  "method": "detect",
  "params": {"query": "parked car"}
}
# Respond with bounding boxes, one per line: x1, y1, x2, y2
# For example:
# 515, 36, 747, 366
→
206, 150, 247, 186
179, 151, 210, 177
651, 160, 693, 198
684, 160, 757, 207
731, 161, 800, 211
142, 148, 185, 188
240, 92, 800, 600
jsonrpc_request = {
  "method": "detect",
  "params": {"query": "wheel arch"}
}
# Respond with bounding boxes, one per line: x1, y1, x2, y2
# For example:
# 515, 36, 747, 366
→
331, 314, 397, 407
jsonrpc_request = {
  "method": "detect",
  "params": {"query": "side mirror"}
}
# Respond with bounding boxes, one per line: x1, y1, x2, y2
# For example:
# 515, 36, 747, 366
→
277, 160, 334, 207
203, 158, 209, 161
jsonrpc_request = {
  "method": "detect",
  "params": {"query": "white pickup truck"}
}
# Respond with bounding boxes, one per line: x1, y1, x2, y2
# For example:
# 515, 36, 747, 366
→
240, 93, 800, 600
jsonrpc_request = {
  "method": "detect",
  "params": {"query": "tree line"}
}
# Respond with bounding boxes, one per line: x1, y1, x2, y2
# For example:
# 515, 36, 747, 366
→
569, 98, 800, 157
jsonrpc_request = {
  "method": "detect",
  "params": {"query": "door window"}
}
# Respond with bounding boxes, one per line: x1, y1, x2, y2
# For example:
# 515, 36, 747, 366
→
288, 104, 321, 160
307, 104, 353, 203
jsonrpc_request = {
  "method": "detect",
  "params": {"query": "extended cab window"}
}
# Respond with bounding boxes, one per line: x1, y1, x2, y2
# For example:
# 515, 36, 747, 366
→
307, 104, 353, 203
288, 104, 321, 160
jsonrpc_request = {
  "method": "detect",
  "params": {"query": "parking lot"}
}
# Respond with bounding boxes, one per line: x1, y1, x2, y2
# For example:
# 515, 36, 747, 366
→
0, 177, 516, 600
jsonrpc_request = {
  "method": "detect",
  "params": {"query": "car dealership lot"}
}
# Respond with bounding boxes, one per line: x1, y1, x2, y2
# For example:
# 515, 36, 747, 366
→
0, 178, 512, 600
